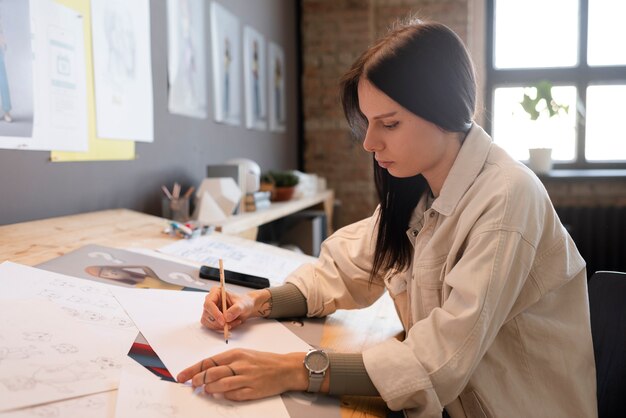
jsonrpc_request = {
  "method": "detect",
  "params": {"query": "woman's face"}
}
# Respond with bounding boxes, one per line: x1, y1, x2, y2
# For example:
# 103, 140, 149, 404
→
357, 79, 460, 182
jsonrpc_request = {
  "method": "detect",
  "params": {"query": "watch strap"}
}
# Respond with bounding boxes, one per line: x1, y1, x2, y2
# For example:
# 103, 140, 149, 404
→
307, 371, 324, 393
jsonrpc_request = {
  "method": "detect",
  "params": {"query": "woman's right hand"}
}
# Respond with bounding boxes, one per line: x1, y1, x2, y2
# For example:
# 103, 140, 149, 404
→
201, 287, 272, 332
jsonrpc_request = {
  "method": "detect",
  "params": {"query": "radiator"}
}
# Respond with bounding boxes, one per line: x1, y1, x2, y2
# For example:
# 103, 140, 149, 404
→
555, 206, 626, 277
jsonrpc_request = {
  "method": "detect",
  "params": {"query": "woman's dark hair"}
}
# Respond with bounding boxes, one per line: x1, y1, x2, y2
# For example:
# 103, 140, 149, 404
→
340, 19, 476, 283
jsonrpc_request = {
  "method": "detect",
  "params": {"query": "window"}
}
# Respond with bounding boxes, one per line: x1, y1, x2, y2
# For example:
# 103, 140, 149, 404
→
485, 0, 626, 169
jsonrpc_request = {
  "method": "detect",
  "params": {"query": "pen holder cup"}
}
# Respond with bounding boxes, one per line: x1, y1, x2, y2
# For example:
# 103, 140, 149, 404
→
162, 197, 190, 222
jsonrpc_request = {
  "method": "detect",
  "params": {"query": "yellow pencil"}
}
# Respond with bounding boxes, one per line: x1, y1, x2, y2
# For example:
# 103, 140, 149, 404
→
219, 259, 229, 344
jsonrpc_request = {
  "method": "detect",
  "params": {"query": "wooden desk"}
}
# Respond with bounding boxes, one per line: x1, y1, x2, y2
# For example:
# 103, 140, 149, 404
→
0, 209, 403, 418
214, 189, 334, 240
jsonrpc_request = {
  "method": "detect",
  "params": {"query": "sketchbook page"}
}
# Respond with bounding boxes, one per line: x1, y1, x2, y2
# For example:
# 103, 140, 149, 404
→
0, 358, 151, 418
0, 262, 138, 356
158, 234, 317, 286
114, 366, 290, 418
0, 391, 116, 418
90, 0, 154, 142
0, 390, 117, 418
0, 299, 123, 413
111, 287, 311, 378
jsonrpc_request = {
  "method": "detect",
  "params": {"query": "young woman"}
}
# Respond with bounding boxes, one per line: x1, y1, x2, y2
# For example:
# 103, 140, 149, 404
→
177, 20, 597, 418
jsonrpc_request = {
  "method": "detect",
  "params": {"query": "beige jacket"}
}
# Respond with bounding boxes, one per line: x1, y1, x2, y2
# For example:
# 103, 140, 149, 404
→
286, 125, 597, 418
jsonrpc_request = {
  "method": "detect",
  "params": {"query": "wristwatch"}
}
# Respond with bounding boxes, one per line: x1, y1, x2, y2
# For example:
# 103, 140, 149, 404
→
303, 349, 330, 393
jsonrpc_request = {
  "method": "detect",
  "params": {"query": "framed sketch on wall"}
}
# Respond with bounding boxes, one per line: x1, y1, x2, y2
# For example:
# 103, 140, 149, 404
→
243, 26, 266, 130
268, 42, 286, 133
166, 0, 207, 119
210, 2, 241, 126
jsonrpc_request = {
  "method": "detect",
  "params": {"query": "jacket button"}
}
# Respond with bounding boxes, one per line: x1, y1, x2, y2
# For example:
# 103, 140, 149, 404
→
429, 212, 436, 218
411, 229, 418, 237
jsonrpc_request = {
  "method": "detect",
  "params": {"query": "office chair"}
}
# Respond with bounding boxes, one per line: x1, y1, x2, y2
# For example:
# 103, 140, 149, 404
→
588, 270, 626, 418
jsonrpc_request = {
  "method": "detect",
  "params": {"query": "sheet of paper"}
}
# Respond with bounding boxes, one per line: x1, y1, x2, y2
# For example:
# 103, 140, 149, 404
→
111, 287, 312, 378
0, 390, 117, 418
90, 0, 153, 142
210, 2, 241, 126
166, 0, 207, 119
0, 299, 123, 412
115, 364, 290, 418
0, 262, 138, 356
0, 359, 151, 418
0, 0, 88, 151
0, 0, 34, 145
50, 0, 136, 161
158, 234, 316, 287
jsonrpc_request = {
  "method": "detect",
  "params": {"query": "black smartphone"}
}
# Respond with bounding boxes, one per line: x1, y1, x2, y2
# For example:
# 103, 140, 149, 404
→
198, 265, 270, 289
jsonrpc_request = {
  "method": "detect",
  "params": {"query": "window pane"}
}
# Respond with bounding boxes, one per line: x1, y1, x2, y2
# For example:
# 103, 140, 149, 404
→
492, 86, 577, 161
585, 85, 626, 160
494, 0, 579, 69
588, 0, 626, 66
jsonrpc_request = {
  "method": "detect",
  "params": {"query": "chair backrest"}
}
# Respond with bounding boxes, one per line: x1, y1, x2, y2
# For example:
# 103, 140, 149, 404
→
588, 271, 626, 418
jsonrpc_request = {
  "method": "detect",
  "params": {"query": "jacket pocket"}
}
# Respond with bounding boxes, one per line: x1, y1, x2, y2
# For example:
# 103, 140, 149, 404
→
414, 256, 447, 318
459, 390, 490, 418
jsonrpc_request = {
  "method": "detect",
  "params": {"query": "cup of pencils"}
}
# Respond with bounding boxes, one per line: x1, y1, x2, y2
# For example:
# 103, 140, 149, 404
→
161, 183, 194, 222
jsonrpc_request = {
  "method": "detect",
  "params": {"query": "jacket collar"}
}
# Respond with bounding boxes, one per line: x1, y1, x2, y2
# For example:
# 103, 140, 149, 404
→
431, 124, 493, 216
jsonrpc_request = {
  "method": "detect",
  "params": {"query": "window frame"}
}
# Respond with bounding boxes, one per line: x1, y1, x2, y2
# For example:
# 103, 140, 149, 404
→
484, 0, 626, 170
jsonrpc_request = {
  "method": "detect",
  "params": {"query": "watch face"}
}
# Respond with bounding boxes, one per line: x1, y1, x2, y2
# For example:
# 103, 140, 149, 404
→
306, 351, 329, 373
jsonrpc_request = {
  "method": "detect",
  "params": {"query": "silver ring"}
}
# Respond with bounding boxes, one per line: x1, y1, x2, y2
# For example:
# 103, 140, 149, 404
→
226, 365, 236, 376
203, 370, 209, 384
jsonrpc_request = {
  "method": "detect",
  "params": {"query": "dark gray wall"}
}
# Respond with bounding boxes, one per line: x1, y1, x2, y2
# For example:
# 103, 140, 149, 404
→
0, 0, 299, 225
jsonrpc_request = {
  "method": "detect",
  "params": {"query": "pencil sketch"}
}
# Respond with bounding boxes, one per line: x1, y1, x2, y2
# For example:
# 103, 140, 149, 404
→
66, 295, 91, 304
22, 332, 52, 343
50, 279, 76, 289
109, 316, 135, 329
38, 289, 63, 300
91, 356, 122, 371
209, 400, 243, 418
51, 343, 78, 355
78, 284, 110, 296
0, 362, 105, 393
0, 345, 42, 363
38, 283, 137, 335
0, 271, 130, 412
78, 311, 106, 323
0, 387, 111, 418
136, 401, 178, 417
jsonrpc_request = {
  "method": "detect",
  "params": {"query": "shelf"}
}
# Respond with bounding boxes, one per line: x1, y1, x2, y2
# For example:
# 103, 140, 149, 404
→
210, 189, 334, 236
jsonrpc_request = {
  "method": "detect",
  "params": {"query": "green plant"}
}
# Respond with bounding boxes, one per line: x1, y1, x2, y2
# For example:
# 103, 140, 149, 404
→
520, 80, 569, 120
261, 170, 299, 188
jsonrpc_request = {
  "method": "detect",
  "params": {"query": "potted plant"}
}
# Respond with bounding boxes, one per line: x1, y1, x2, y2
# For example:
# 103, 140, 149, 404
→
520, 80, 569, 174
261, 170, 300, 202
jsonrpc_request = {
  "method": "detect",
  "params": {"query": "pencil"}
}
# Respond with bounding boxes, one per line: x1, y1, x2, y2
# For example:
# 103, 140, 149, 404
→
219, 258, 229, 344
161, 185, 173, 200
183, 186, 195, 199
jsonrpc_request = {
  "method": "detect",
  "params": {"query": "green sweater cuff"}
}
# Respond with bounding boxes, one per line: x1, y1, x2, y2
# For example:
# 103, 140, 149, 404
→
328, 352, 379, 396
267, 283, 308, 319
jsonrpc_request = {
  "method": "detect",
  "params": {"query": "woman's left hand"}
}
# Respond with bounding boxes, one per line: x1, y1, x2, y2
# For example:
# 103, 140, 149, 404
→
176, 349, 308, 401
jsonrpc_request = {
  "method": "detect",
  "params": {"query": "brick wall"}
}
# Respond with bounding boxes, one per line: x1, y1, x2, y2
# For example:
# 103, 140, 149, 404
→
301, 0, 471, 227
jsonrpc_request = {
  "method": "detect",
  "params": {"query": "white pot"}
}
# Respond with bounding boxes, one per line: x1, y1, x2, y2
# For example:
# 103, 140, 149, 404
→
528, 148, 553, 175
